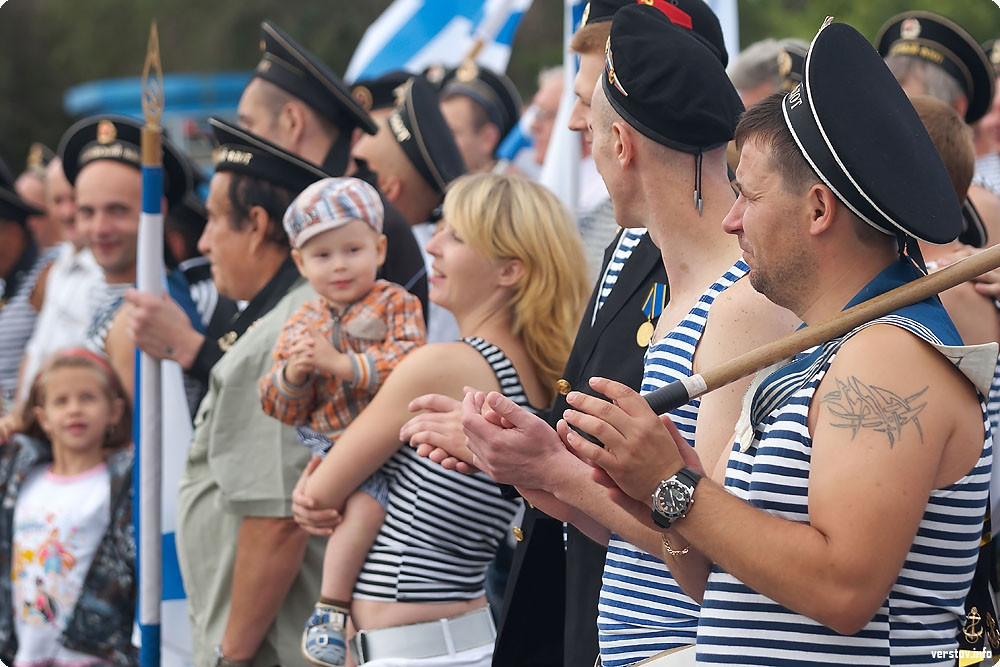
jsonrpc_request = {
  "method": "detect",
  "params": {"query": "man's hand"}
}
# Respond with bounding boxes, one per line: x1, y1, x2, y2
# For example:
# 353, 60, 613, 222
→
291, 456, 343, 536
561, 377, 701, 503
401, 392, 479, 474
124, 289, 204, 369
462, 390, 575, 489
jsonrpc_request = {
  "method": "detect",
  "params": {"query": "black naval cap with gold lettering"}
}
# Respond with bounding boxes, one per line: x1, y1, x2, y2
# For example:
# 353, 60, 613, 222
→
876, 11, 994, 124
209, 117, 330, 195
582, 0, 728, 66
386, 77, 466, 196
441, 62, 523, 139
603, 4, 743, 154
785, 19, 961, 245
351, 71, 412, 113
58, 115, 191, 207
255, 21, 378, 136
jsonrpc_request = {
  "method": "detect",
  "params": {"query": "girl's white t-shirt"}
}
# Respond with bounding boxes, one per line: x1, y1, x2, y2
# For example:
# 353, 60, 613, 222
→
11, 462, 111, 666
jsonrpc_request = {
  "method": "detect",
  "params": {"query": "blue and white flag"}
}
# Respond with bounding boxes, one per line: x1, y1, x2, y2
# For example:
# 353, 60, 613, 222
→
346, 0, 534, 81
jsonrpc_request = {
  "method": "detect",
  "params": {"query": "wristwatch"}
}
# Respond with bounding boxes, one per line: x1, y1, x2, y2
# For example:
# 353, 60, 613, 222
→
214, 644, 252, 667
650, 466, 702, 529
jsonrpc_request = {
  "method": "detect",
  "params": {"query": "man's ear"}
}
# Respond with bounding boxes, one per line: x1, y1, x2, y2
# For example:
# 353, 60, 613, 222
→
808, 183, 838, 236
498, 258, 525, 287
614, 121, 634, 169
278, 101, 308, 146
481, 123, 501, 156
246, 205, 272, 252
381, 175, 402, 204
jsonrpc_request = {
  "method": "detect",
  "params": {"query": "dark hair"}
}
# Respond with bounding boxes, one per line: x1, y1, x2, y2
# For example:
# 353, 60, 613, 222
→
22, 349, 132, 451
226, 173, 296, 248
734, 92, 818, 195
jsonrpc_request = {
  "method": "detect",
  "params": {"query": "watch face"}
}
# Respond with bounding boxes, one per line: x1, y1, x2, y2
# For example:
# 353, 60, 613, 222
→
654, 479, 693, 518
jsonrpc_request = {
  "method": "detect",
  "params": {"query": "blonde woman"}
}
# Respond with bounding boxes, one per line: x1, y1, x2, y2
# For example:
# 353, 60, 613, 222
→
292, 172, 589, 667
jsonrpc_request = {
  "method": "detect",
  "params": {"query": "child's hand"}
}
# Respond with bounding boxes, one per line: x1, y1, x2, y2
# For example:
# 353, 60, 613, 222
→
304, 324, 353, 381
284, 335, 316, 386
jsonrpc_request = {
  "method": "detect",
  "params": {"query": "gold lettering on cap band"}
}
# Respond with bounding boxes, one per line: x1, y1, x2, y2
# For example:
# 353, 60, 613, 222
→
889, 41, 944, 65
80, 143, 140, 166
388, 110, 411, 143
212, 147, 254, 166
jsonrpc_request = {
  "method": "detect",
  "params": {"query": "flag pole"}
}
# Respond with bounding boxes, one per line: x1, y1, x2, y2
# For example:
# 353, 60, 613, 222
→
539, 0, 583, 210
137, 22, 165, 667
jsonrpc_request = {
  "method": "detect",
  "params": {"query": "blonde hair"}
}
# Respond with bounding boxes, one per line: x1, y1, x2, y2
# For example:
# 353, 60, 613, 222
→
443, 173, 589, 401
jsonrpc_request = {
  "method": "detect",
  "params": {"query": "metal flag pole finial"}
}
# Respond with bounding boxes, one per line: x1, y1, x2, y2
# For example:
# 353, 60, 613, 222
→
141, 22, 164, 167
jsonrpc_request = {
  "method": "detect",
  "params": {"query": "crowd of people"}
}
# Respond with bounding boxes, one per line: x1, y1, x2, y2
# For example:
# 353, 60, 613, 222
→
1, 2, 1000, 666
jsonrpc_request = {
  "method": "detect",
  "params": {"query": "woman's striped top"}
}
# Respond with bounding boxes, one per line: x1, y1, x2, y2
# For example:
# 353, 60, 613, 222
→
353, 337, 527, 602
597, 260, 748, 667
697, 315, 992, 666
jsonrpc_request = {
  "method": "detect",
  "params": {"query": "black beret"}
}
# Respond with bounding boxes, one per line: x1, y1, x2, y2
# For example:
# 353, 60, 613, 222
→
254, 21, 378, 136
784, 20, 961, 245
440, 62, 523, 138
777, 42, 807, 93
209, 117, 330, 195
351, 70, 412, 112
386, 77, 466, 196
58, 114, 191, 207
876, 11, 995, 124
983, 39, 1000, 77
603, 4, 743, 154
582, 0, 728, 66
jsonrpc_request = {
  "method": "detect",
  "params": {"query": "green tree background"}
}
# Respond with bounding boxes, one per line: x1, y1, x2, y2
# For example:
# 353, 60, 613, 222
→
0, 0, 997, 170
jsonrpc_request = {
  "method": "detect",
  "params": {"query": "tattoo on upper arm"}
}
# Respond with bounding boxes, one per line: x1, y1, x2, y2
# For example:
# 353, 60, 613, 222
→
820, 376, 928, 447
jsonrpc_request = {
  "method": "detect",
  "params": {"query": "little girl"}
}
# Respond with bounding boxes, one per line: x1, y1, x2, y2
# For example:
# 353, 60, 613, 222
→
0, 348, 136, 666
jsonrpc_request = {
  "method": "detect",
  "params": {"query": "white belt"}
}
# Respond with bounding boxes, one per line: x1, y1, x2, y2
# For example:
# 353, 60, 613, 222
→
350, 606, 496, 664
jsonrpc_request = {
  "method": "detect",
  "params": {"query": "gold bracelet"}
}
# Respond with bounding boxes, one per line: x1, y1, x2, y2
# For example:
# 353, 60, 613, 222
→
661, 534, 690, 556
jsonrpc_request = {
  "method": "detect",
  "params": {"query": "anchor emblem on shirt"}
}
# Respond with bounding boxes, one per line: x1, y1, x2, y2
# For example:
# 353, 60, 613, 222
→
986, 611, 1000, 649
964, 606, 984, 643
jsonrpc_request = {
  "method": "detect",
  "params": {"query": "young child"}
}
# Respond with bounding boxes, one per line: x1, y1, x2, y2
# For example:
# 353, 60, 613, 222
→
0, 348, 135, 666
259, 177, 426, 667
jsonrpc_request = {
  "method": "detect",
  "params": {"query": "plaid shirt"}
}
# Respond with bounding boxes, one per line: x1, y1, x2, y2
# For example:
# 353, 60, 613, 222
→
260, 280, 425, 437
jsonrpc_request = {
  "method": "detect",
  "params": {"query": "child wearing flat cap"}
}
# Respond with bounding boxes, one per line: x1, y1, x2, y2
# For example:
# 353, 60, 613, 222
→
259, 177, 425, 667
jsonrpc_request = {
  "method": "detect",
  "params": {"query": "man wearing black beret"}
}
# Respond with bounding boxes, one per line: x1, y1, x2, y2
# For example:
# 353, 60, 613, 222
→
238, 21, 429, 323
462, 4, 798, 666
488, 1, 729, 665
175, 118, 330, 667
562, 18, 996, 665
